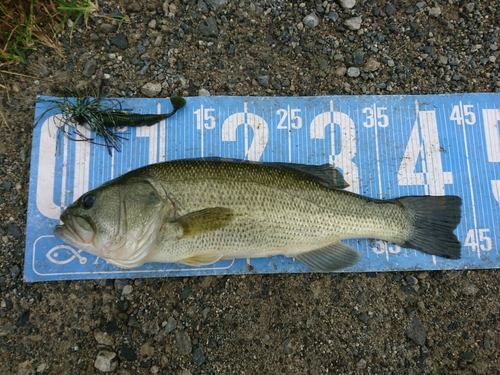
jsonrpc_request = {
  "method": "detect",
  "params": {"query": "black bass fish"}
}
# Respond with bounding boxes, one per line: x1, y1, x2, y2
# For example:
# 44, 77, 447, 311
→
54, 159, 462, 271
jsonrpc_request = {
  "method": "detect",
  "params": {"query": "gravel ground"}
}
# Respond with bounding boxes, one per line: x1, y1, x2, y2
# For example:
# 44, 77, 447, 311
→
1, 0, 500, 374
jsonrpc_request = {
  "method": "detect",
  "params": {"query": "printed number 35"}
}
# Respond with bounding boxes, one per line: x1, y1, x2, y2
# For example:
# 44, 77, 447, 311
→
363, 106, 388, 128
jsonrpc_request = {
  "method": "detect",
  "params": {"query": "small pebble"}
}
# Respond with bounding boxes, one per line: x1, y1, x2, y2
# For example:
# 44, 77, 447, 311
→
8, 224, 21, 239
339, 0, 356, 10
352, 49, 365, 66
459, 351, 475, 361
428, 6, 441, 17
199, 88, 210, 96
121, 344, 137, 361
344, 16, 362, 31
139, 342, 154, 357
303, 12, 319, 28
162, 0, 169, 13
316, 57, 328, 70
110, 33, 128, 50
406, 316, 426, 346
141, 82, 162, 97
483, 334, 490, 348
199, 17, 219, 37
192, 347, 206, 365
114, 279, 127, 292
358, 312, 369, 323
463, 283, 479, 296
94, 351, 118, 372
137, 42, 147, 55
94, 331, 114, 346
197, 1, 209, 14
164, 316, 177, 333
417, 300, 426, 314
400, 284, 419, 296
347, 67, 360, 77
385, 3, 396, 16
282, 337, 296, 355
99, 23, 114, 34
10, 265, 21, 279
122, 285, 133, 295
180, 286, 191, 300
17, 360, 34, 375
406, 275, 418, 285
126, 2, 142, 12
328, 12, 339, 22
363, 57, 380, 72
257, 75, 269, 88
416, 272, 429, 280
82, 59, 97, 77
356, 359, 367, 369
335, 66, 346, 76
175, 330, 193, 355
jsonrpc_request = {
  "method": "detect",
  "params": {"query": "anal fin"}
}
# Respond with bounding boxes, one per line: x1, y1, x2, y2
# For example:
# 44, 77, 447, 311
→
295, 242, 361, 272
179, 252, 223, 267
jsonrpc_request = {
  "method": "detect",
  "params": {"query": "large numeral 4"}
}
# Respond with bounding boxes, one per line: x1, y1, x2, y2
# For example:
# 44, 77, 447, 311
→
397, 109, 453, 195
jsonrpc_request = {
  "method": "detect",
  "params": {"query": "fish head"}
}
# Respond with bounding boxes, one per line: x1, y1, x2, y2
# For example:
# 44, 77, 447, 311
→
54, 176, 170, 268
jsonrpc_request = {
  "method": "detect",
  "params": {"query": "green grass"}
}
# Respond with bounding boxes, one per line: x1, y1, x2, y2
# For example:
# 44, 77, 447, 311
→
0, 0, 128, 65
1, 0, 40, 63
56, 0, 98, 28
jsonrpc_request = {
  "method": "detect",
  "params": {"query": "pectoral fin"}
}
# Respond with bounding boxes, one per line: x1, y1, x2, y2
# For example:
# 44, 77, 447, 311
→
179, 252, 223, 266
295, 242, 361, 272
176, 207, 234, 238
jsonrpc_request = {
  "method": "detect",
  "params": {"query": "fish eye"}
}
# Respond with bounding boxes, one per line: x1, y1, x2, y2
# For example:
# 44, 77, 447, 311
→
82, 193, 96, 209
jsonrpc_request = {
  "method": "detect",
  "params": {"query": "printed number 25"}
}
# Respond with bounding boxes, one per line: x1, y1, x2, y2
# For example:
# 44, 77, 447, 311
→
277, 108, 302, 129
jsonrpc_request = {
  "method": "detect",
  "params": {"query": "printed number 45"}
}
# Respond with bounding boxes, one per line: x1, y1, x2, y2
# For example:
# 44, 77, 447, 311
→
465, 229, 492, 252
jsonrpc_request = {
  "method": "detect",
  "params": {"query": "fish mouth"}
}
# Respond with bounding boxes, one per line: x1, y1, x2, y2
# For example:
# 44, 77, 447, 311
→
54, 212, 94, 246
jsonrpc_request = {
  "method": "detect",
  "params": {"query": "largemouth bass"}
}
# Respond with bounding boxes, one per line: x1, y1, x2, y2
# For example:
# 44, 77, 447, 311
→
54, 159, 462, 271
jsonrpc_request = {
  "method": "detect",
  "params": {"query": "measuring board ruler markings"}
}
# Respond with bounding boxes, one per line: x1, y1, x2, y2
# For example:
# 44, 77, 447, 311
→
25, 93, 499, 281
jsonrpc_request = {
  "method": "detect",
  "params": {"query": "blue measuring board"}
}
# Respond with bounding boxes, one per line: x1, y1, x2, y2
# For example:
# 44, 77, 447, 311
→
24, 94, 500, 282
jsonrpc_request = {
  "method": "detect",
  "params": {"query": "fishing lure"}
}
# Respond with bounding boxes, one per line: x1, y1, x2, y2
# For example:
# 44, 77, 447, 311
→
95, 96, 186, 127
36, 84, 186, 155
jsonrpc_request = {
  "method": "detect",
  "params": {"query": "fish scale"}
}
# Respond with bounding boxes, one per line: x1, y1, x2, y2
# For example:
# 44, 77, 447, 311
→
145, 161, 412, 261
54, 159, 462, 271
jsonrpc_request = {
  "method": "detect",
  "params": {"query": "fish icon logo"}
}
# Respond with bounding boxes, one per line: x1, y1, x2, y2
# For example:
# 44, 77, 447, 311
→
46, 245, 88, 265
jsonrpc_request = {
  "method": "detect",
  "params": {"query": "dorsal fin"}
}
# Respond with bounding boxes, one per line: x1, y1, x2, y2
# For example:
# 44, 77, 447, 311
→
193, 157, 349, 190
268, 162, 349, 189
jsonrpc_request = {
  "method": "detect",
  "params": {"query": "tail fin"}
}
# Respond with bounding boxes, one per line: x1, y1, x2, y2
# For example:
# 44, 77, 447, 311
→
395, 196, 462, 259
